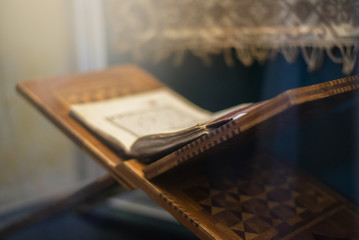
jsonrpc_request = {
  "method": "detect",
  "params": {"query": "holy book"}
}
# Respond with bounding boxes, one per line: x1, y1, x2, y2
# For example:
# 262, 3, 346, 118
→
70, 88, 252, 161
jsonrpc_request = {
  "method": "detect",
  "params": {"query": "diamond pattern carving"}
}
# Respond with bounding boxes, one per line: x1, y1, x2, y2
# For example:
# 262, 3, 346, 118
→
184, 157, 338, 240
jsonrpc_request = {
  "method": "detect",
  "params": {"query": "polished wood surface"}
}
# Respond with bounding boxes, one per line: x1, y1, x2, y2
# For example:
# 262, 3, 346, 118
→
17, 66, 359, 239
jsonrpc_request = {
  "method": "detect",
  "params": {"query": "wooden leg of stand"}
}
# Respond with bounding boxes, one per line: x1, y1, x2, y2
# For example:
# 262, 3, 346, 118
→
0, 174, 119, 238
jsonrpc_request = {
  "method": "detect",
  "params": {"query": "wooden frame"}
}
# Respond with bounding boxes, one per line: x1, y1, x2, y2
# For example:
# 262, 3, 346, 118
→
9, 65, 359, 239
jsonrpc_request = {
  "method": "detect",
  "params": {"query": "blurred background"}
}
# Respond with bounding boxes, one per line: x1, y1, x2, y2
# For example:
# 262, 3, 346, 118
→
0, 0, 358, 236
0, 0, 80, 214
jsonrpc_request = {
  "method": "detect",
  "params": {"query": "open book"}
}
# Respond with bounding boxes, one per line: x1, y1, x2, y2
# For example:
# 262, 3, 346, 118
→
70, 73, 359, 178
70, 88, 252, 161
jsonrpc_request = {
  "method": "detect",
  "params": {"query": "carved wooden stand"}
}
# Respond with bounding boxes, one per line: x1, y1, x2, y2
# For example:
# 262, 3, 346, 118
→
5, 66, 358, 239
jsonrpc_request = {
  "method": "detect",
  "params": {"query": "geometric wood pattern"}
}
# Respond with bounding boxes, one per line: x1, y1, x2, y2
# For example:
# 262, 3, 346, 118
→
155, 147, 359, 240
54, 67, 162, 106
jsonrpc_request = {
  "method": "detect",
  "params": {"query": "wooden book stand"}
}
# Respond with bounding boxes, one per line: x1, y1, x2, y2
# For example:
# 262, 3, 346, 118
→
2, 66, 359, 239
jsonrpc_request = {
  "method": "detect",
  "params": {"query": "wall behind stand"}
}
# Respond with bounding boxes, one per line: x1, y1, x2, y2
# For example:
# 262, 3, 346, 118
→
0, 0, 103, 214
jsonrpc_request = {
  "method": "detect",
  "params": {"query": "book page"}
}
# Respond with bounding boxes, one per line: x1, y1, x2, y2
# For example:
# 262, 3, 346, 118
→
70, 89, 212, 152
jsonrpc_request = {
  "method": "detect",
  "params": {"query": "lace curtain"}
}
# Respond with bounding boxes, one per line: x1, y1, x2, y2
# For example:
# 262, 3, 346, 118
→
105, 0, 359, 74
